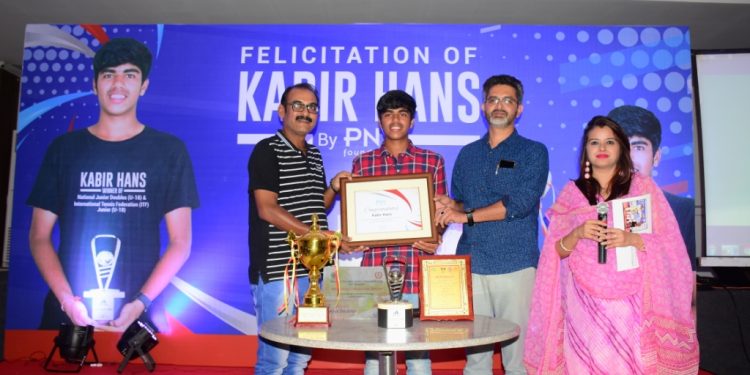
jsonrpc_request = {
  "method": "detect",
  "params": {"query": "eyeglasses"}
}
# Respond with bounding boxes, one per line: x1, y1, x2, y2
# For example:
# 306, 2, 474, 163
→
485, 96, 518, 106
289, 101, 319, 114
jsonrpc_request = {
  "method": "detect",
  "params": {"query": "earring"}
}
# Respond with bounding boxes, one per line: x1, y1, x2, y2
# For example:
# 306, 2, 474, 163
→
584, 160, 591, 179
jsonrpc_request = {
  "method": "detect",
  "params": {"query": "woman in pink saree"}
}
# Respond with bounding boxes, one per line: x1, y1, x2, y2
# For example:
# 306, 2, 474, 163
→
524, 116, 698, 374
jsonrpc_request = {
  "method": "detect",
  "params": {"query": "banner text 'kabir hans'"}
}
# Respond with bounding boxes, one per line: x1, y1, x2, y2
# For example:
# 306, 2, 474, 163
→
237, 45, 482, 124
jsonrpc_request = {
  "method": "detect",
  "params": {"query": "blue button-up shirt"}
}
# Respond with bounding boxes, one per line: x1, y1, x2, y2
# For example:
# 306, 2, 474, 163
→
452, 130, 549, 274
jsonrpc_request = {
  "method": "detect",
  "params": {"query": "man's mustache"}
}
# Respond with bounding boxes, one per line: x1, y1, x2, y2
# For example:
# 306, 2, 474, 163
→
295, 115, 314, 123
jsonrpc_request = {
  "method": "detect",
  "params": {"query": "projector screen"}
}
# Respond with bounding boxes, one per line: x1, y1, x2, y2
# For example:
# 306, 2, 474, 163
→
693, 50, 750, 258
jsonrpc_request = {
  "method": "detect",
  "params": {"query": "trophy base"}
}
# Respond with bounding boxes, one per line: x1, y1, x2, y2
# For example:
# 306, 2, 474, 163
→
83, 288, 125, 322
377, 301, 413, 329
295, 306, 331, 326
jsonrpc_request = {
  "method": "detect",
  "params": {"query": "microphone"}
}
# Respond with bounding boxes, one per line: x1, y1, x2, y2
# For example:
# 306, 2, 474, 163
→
597, 202, 608, 264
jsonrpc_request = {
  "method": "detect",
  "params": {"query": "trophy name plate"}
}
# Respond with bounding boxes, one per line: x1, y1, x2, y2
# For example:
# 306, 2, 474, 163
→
296, 306, 330, 325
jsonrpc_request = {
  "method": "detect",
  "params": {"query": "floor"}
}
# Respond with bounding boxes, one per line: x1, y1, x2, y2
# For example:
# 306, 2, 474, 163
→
0, 360, 484, 374
1, 270, 744, 374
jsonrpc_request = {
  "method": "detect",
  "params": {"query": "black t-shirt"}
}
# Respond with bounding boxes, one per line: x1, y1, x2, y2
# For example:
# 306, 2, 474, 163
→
27, 126, 199, 328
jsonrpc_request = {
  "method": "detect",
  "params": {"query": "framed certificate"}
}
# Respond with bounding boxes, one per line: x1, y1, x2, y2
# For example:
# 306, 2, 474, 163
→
418, 255, 473, 321
340, 173, 438, 247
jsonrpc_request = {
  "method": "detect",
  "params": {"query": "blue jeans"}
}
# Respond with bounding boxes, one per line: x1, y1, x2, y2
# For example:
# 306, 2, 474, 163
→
252, 278, 311, 375
364, 294, 431, 375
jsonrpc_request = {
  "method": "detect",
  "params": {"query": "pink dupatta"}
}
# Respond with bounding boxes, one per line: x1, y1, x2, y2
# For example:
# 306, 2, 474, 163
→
524, 174, 698, 374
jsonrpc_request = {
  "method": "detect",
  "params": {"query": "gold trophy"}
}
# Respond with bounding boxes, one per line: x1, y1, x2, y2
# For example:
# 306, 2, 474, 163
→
287, 214, 341, 325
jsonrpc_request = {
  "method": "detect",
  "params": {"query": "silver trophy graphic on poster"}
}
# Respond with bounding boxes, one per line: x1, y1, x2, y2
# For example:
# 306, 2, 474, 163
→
83, 234, 125, 321
377, 256, 413, 328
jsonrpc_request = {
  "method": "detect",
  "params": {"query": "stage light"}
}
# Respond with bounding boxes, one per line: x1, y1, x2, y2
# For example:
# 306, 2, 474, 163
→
117, 320, 159, 373
43, 323, 99, 373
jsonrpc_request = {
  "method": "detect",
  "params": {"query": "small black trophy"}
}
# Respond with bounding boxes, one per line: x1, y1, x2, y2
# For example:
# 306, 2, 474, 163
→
377, 257, 414, 329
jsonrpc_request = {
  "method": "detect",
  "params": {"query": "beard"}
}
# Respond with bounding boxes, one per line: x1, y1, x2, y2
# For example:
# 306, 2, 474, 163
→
486, 110, 515, 128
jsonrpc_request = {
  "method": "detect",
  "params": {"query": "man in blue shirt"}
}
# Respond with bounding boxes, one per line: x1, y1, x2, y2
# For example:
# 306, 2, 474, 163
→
436, 74, 549, 375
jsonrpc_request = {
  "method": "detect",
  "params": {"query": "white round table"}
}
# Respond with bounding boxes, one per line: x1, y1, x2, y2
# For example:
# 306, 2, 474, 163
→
260, 315, 519, 375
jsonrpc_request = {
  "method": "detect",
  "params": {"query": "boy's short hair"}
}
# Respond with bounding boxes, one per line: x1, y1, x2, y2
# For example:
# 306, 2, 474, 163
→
93, 38, 153, 82
377, 90, 417, 118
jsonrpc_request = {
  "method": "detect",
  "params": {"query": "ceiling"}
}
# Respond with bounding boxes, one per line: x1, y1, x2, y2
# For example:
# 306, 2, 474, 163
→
1, 0, 750, 71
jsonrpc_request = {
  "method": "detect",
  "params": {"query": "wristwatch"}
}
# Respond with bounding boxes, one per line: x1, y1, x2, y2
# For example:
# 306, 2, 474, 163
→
466, 208, 475, 226
134, 292, 152, 312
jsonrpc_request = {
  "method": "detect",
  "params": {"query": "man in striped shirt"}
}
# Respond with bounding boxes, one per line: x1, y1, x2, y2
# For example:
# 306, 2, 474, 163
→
352, 90, 447, 375
248, 82, 349, 374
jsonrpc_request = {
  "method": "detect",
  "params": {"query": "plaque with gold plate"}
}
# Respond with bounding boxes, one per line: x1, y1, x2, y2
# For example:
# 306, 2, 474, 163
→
287, 214, 342, 326
418, 255, 473, 321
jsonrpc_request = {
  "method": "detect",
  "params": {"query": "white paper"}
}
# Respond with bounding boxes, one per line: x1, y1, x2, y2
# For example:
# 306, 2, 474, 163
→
615, 246, 639, 271
354, 188, 422, 233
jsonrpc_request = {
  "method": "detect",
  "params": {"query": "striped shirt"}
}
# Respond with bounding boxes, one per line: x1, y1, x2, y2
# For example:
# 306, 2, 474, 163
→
351, 141, 447, 294
249, 131, 329, 283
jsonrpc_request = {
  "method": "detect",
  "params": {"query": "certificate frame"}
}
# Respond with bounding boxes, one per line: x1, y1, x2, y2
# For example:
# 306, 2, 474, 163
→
340, 173, 438, 247
418, 255, 473, 321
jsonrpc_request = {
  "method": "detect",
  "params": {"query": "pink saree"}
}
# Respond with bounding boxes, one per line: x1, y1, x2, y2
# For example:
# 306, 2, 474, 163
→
524, 174, 698, 374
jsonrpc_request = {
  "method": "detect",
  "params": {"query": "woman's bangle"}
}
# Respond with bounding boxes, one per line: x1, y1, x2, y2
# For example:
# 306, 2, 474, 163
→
329, 178, 338, 193
559, 237, 572, 253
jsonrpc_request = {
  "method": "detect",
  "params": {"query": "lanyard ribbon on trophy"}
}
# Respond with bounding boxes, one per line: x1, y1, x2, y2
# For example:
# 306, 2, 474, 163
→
83, 234, 125, 321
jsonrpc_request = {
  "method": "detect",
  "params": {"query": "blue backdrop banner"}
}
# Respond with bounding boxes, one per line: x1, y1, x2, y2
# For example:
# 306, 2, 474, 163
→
9, 24, 694, 335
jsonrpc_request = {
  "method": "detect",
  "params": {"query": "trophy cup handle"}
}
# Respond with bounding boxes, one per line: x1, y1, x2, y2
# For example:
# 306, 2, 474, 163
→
328, 232, 342, 260
287, 232, 299, 259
